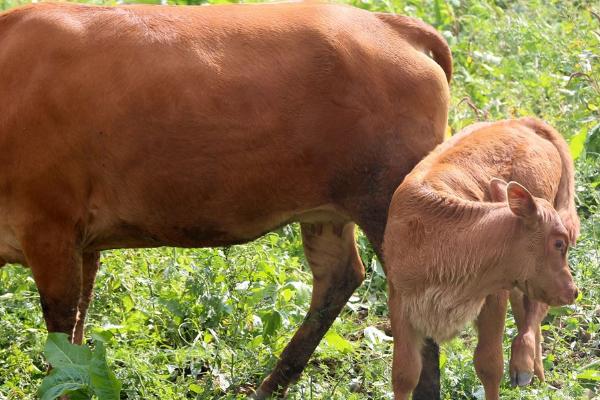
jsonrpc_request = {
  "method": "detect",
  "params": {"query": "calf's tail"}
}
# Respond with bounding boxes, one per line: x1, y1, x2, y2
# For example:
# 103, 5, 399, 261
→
520, 117, 580, 244
375, 13, 453, 83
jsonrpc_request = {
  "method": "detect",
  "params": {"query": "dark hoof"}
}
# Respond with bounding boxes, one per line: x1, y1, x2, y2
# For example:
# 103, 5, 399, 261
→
510, 370, 534, 387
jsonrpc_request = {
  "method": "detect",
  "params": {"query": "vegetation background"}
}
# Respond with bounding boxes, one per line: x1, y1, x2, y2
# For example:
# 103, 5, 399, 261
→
0, 0, 598, 399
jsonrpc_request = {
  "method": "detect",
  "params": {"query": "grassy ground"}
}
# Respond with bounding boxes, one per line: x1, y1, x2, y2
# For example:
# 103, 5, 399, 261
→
0, 0, 599, 399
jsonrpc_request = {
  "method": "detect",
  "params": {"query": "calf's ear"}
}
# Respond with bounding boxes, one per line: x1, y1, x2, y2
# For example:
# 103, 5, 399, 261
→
489, 178, 508, 202
506, 181, 537, 218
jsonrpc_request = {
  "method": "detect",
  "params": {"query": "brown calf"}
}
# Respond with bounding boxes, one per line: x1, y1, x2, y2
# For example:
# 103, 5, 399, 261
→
0, 3, 451, 397
383, 117, 579, 400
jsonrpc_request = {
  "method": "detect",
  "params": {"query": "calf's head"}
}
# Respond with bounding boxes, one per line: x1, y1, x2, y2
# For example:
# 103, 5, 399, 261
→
489, 179, 578, 306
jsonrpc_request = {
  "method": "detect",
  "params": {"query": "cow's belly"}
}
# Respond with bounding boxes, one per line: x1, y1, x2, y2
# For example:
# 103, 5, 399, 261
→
84, 199, 347, 251
0, 222, 25, 265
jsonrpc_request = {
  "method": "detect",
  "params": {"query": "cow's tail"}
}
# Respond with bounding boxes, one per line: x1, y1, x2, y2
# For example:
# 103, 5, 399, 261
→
520, 117, 581, 244
375, 13, 452, 83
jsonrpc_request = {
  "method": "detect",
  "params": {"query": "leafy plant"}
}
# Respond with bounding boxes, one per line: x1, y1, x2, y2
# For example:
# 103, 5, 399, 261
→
39, 333, 121, 400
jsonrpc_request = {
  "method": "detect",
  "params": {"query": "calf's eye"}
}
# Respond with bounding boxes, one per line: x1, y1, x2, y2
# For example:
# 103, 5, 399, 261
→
554, 239, 565, 252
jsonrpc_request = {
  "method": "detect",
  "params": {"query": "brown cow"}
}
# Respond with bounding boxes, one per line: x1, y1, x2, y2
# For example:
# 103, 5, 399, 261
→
383, 117, 579, 400
0, 3, 451, 398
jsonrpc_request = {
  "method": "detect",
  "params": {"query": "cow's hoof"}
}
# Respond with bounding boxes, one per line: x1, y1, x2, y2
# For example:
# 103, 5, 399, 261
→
249, 386, 289, 399
510, 370, 534, 387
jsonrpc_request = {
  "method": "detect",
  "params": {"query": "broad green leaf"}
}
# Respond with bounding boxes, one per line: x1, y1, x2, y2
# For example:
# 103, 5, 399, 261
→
38, 366, 90, 400
44, 333, 92, 367
89, 341, 121, 400
324, 331, 354, 353
40, 333, 121, 400
38, 382, 88, 400
569, 128, 587, 160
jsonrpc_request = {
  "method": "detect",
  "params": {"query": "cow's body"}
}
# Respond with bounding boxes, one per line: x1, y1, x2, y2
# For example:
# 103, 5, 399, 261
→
384, 118, 579, 400
0, 2, 449, 255
0, 3, 451, 397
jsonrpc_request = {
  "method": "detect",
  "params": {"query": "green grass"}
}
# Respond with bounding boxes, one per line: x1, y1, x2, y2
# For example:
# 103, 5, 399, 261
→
0, 0, 599, 399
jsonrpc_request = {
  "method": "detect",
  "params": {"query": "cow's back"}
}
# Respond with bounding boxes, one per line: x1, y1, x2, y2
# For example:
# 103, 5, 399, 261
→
0, 3, 449, 254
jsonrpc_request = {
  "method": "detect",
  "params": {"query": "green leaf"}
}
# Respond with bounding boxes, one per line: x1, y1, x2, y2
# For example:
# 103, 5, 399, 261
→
189, 383, 203, 394
89, 341, 121, 400
44, 333, 92, 368
40, 333, 121, 400
586, 122, 600, 154
261, 310, 282, 339
324, 331, 354, 353
577, 369, 600, 381
38, 367, 90, 400
38, 382, 89, 400
569, 128, 587, 160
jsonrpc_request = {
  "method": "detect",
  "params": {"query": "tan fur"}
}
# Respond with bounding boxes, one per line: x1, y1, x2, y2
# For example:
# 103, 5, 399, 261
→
384, 118, 579, 400
0, 3, 451, 397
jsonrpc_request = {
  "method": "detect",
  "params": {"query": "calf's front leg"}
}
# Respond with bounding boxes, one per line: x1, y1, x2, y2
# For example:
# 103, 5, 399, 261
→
475, 291, 509, 400
509, 289, 547, 386
389, 287, 423, 400
361, 219, 440, 400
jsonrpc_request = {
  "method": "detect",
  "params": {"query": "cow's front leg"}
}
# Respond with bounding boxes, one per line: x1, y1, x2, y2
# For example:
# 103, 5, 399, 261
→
253, 221, 365, 399
21, 223, 83, 340
475, 291, 509, 400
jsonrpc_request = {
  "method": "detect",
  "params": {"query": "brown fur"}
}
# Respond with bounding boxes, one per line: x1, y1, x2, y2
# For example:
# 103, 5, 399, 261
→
383, 117, 579, 400
0, 3, 451, 397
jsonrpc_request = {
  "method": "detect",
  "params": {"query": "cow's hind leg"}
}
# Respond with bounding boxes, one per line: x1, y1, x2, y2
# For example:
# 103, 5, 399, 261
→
509, 289, 547, 386
73, 252, 100, 344
20, 223, 82, 341
254, 221, 365, 398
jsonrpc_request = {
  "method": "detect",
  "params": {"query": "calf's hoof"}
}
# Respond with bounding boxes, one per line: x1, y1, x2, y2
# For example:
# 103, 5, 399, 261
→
510, 370, 534, 387
509, 333, 535, 386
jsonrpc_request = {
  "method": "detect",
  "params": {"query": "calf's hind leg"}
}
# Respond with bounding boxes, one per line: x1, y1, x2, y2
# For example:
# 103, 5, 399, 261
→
254, 221, 365, 398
